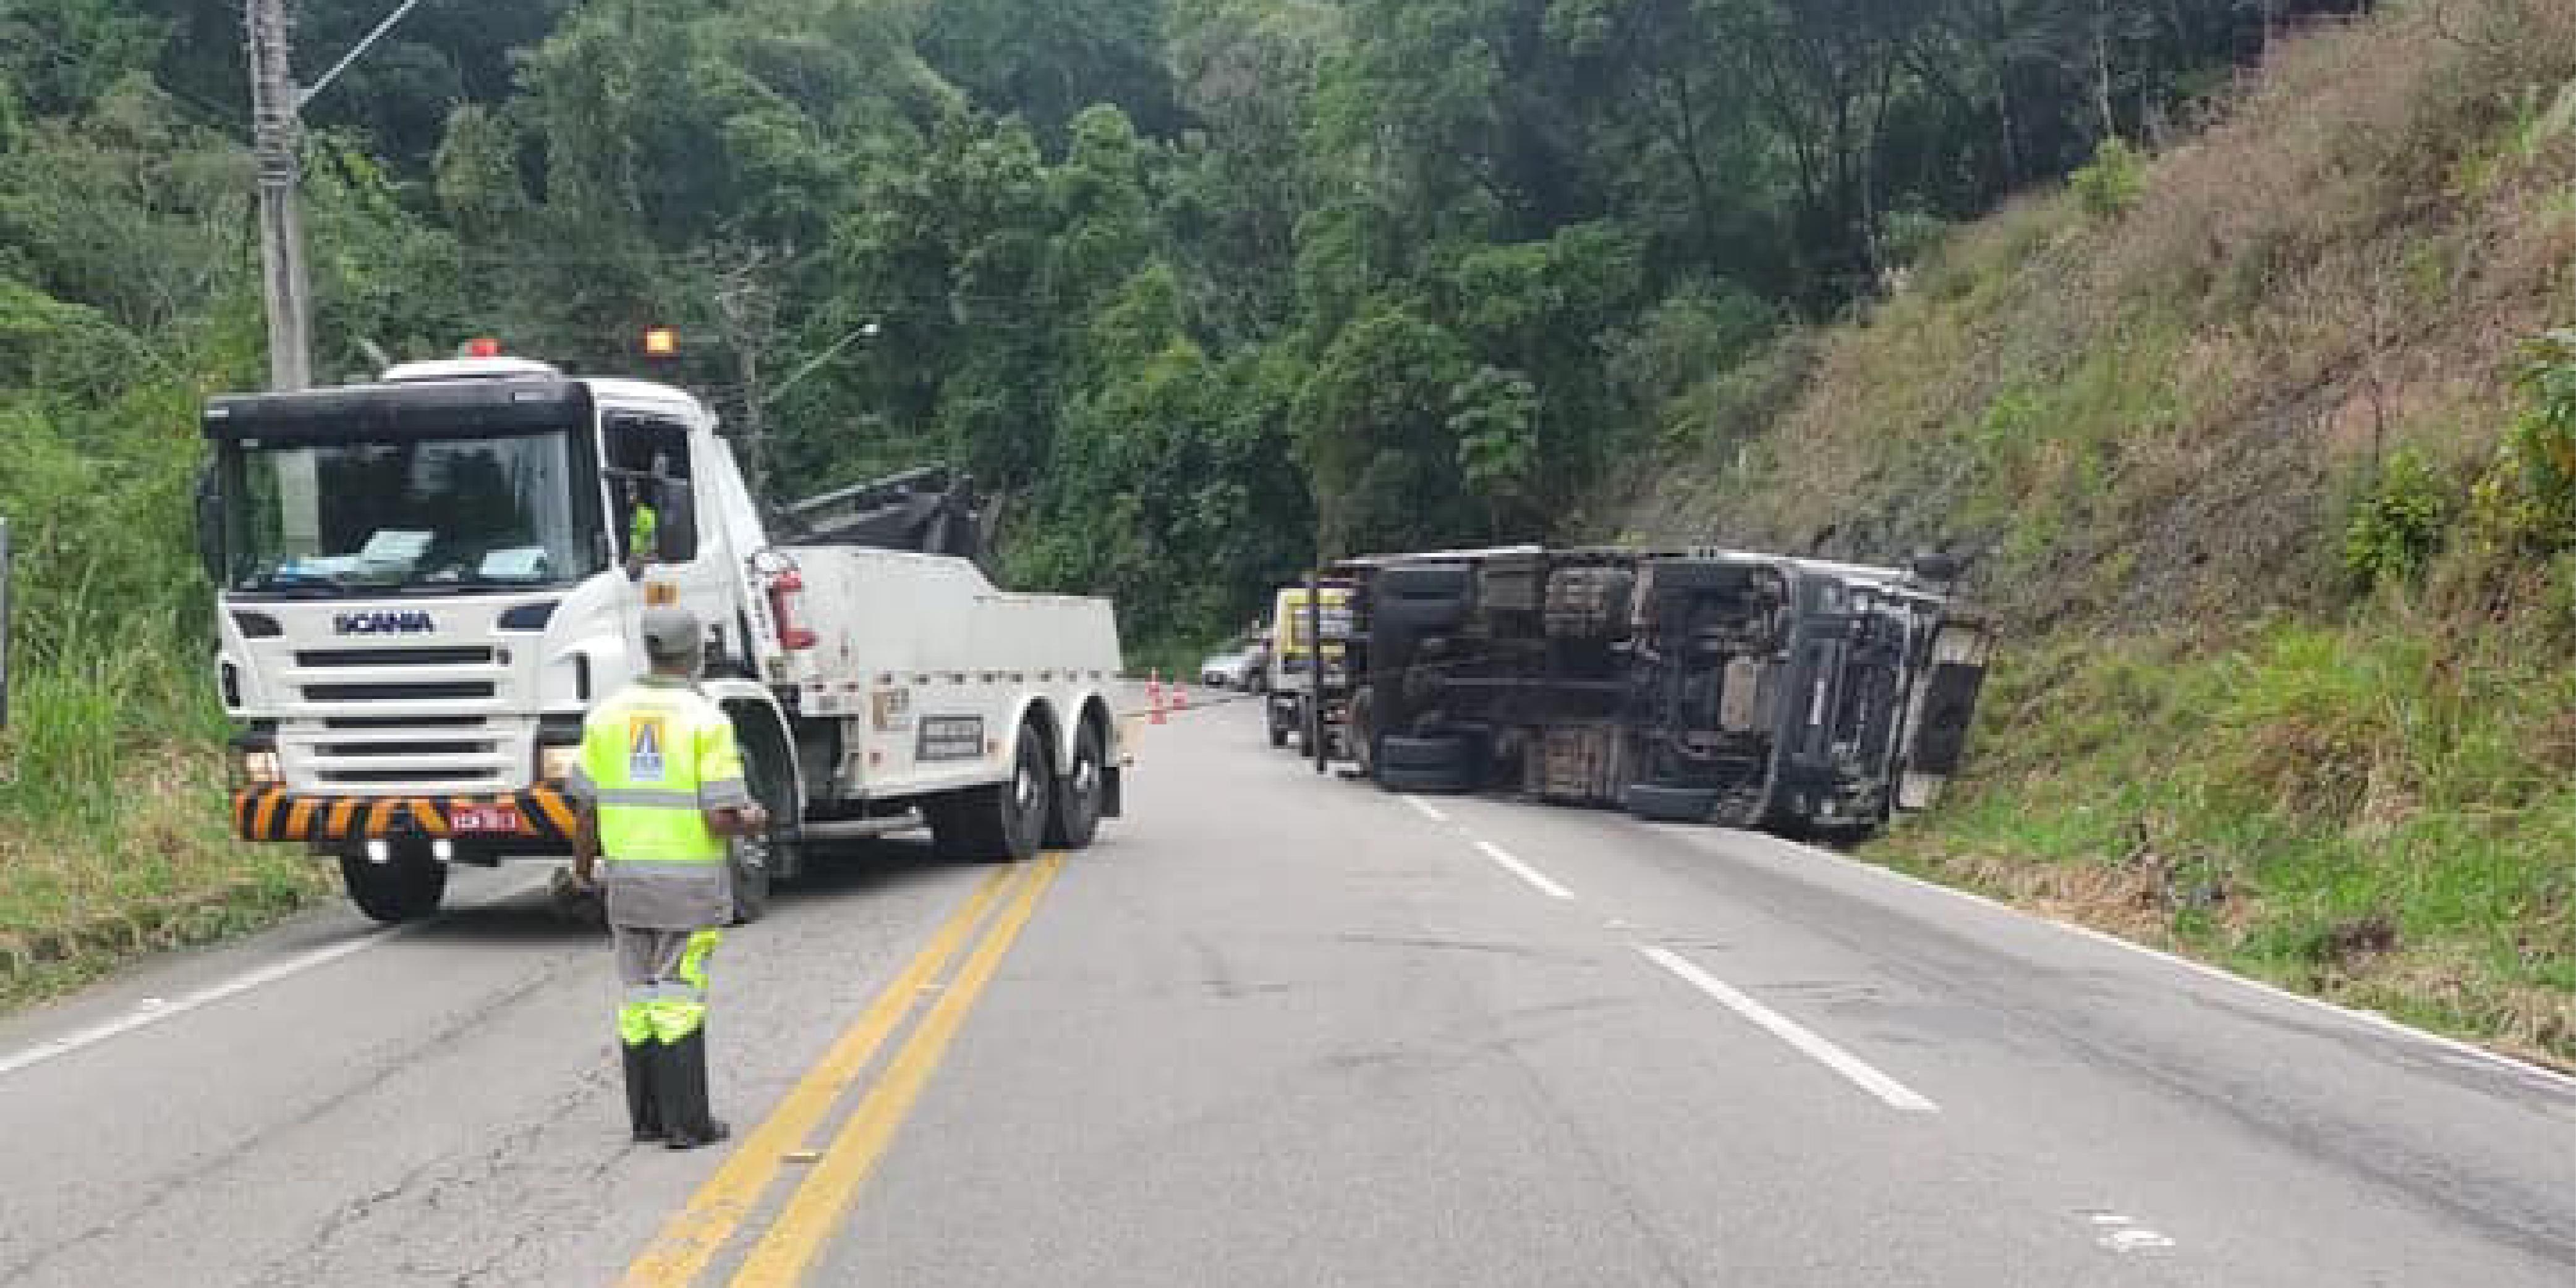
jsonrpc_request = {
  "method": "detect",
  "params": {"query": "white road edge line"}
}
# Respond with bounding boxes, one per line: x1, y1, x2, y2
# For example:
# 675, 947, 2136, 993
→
0, 930, 405, 1080
1401, 795, 1450, 824
1639, 945, 1940, 1114
1730, 832, 2576, 1095
1476, 840, 1574, 900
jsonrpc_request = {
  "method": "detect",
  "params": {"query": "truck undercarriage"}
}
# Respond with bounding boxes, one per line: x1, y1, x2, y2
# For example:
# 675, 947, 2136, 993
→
1320, 546, 1991, 841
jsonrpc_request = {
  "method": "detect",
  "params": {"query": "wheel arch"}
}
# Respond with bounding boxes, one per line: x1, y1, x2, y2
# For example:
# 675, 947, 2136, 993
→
701, 679, 805, 815
1007, 693, 1068, 773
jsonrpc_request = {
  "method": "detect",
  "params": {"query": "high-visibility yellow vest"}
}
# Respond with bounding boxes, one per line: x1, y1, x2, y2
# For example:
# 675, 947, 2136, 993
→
629, 503, 659, 559
576, 680, 749, 864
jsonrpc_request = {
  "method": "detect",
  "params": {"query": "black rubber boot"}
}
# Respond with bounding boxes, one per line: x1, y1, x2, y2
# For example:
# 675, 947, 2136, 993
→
621, 1041, 664, 1142
658, 1027, 730, 1151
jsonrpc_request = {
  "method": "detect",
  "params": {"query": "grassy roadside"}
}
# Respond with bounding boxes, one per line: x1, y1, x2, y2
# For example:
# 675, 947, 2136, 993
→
0, 657, 332, 1013
1874, 616, 2576, 1070
0, 753, 331, 1012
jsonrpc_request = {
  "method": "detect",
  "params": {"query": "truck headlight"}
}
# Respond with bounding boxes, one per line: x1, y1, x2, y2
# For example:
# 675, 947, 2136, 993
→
241, 750, 282, 784
539, 745, 582, 783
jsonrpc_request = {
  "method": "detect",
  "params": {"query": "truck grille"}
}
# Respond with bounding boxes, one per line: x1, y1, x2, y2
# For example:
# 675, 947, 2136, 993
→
303, 681, 496, 702
287, 716, 522, 792
317, 740, 495, 758
296, 647, 495, 668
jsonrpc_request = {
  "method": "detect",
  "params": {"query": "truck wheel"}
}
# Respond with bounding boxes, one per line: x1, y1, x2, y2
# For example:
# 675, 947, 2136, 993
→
930, 722, 1051, 863
1375, 763, 1471, 794
1378, 734, 1469, 773
339, 843, 446, 923
728, 834, 773, 925
1625, 784, 1719, 823
1045, 719, 1106, 850
1347, 688, 1377, 777
1375, 734, 1473, 794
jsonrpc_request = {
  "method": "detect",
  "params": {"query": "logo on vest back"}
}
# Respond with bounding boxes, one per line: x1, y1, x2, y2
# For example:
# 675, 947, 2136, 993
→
334, 610, 435, 635
627, 715, 668, 782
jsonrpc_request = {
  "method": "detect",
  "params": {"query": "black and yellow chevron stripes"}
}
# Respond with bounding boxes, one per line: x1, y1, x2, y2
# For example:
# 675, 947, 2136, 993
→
231, 786, 580, 845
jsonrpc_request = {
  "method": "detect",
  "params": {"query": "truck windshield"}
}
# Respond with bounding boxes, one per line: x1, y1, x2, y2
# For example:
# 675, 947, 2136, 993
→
221, 431, 605, 595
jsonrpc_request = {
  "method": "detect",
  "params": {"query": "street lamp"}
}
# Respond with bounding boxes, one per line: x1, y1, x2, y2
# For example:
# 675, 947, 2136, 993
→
768, 321, 883, 407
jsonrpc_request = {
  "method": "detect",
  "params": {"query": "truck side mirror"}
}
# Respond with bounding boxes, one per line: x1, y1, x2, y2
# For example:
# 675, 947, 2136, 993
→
194, 465, 223, 586
657, 477, 698, 564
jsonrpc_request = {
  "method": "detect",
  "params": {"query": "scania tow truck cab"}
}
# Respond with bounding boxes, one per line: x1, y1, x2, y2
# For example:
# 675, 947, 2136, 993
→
201, 351, 1127, 923
198, 358, 754, 916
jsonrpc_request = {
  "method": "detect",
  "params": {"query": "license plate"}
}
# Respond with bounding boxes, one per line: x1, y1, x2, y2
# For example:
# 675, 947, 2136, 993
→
452, 803, 521, 835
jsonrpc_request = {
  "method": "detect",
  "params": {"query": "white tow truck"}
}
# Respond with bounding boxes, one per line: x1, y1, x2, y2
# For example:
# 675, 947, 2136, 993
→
200, 352, 1127, 923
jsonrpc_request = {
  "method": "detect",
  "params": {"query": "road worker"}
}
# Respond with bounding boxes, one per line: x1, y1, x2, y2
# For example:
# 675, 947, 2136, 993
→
623, 478, 660, 576
564, 604, 767, 1150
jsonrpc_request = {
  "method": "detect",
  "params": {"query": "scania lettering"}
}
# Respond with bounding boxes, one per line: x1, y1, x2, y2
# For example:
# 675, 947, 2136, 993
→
334, 611, 436, 635
202, 353, 1128, 924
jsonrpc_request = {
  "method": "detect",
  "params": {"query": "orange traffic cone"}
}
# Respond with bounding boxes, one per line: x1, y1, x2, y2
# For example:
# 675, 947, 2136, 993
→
1175, 680, 1191, 711
1149, 670, 1167, 726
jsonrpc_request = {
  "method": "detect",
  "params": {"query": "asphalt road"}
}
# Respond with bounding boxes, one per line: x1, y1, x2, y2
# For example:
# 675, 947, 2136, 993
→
1, 695, 2570, 1287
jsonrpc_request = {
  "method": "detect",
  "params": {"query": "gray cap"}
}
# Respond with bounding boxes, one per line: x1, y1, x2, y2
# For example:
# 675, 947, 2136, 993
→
640, 604, 703, 662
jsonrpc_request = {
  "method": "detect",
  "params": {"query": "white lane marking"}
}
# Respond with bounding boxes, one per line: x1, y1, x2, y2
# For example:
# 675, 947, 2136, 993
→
1723, 831, 2576, 1096
1638, 945, 1939, 1113
1401, 796, 1450, 824
1476, 841, 1574, 900
0, 930, 403, 1080
2081, 1210, 2177, 1252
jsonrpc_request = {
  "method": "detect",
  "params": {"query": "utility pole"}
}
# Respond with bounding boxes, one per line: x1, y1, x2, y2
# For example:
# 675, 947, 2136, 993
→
246, 0, 313, 392
714, 251, 781, 501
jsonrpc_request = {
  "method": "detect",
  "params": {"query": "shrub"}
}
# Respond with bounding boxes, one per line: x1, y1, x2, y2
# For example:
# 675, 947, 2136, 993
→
2344, 449, 2451, 587
2069, 137, 2146, 220
2467, 329, 2576, 555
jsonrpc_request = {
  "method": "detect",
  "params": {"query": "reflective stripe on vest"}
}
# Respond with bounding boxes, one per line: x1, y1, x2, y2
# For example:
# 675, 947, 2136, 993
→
580, 682, 742, 864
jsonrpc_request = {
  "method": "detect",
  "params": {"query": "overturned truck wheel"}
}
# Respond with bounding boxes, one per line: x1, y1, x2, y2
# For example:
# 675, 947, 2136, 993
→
1623, 783, 1719, 824
1374, 734, 1474, 794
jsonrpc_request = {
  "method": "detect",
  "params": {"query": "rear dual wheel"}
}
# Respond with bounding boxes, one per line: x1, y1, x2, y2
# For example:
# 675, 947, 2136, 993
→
1044, 719, 1106, 850
930, 722, 1052, 863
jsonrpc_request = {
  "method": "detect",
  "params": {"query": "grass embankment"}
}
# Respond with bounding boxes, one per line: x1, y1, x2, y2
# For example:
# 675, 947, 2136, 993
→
0, 656, 330, 1011
0, 345, 335, 1012
1629, 0, 2576, 1065
1892, 621, 2576, 1066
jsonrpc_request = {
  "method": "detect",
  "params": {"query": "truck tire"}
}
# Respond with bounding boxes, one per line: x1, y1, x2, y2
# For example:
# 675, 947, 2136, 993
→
1373, 564, 1474, 633
339, 843, 446, 923
1375, 734, 1474, 794
1375, 762, 1472, 794
728, 834, 773, 925
1045, 719, 1106, 850
1625, 783, 1719, 823
1267, 703, 1290, 749
1377, 734, 1470, 773
930, 722, 1051, 863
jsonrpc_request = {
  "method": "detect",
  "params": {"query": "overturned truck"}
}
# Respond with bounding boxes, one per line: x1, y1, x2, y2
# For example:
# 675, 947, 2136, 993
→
1324, 546, 1992, 840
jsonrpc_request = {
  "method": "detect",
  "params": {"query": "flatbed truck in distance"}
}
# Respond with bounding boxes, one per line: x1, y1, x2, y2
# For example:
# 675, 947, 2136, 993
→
1262, 580, 1353, 755
200, 351, 1127, 923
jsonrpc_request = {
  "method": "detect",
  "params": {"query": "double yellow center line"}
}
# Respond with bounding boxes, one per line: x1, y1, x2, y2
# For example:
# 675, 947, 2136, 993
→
621, 855, 1065, 1287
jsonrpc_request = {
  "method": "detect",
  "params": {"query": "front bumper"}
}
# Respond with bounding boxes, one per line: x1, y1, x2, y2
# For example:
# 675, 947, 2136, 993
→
231, 785, 580, 846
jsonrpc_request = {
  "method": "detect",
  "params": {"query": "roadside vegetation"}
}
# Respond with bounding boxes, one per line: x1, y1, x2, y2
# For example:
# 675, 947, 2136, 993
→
7, 0, 2568, 1047
1625, 0, 2576, 1065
